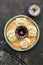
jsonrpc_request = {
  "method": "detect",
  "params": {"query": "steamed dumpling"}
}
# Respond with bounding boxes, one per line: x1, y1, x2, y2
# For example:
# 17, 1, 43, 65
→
7, 29, 17, 42
26, 26, 37, 36
15, 18, 28, 26
19, 38, 30, 48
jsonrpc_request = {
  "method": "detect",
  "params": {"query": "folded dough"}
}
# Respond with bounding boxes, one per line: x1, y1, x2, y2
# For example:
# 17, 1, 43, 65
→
19, 38, 30, 48
15, 18, 28, 26
7, 29, 17, 42
26, 26, 37, 36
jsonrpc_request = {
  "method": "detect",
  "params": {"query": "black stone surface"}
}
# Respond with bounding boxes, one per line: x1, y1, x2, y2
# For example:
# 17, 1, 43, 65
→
0, 0, 43, 65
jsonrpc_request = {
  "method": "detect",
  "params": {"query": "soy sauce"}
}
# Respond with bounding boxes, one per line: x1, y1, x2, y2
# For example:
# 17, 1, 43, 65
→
15, 26, 28, 39
17, 27, 26, 36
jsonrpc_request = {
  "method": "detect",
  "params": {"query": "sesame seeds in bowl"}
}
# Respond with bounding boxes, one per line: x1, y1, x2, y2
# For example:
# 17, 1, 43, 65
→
28, 3, 41, 16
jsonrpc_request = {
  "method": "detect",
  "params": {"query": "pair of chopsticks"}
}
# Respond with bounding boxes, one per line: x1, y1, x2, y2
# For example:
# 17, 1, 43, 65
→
1, 39, 28, 65
4, 45, 28, 65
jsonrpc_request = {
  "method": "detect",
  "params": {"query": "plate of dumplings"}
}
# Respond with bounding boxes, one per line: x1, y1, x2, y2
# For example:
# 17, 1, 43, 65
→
4, 15, 40, 51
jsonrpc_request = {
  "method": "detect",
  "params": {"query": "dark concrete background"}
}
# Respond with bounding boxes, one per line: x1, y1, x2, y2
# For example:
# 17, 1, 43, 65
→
0, 0, 43, 65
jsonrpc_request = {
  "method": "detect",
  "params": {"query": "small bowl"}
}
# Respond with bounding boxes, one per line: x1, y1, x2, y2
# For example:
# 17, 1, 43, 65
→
15, 26, 28, 39
28, 3, 41, 17
4, 15, 40, 51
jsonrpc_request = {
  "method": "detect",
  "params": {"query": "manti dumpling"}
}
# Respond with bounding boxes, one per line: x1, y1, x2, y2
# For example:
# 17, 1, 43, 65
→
15, 18, 28, 26
7, 29, 17, 42
26, 25, 37, 36
19, 38, 30, 48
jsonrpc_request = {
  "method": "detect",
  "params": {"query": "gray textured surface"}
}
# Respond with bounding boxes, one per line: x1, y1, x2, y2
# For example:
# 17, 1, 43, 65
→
0, 0, 43, 65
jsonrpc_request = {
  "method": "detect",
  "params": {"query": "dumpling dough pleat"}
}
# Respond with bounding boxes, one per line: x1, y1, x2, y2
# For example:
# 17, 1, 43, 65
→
26, 26, 37, 36
15, 18, 28, 26
7, 29, 17, 42
19, 38, 30, 48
